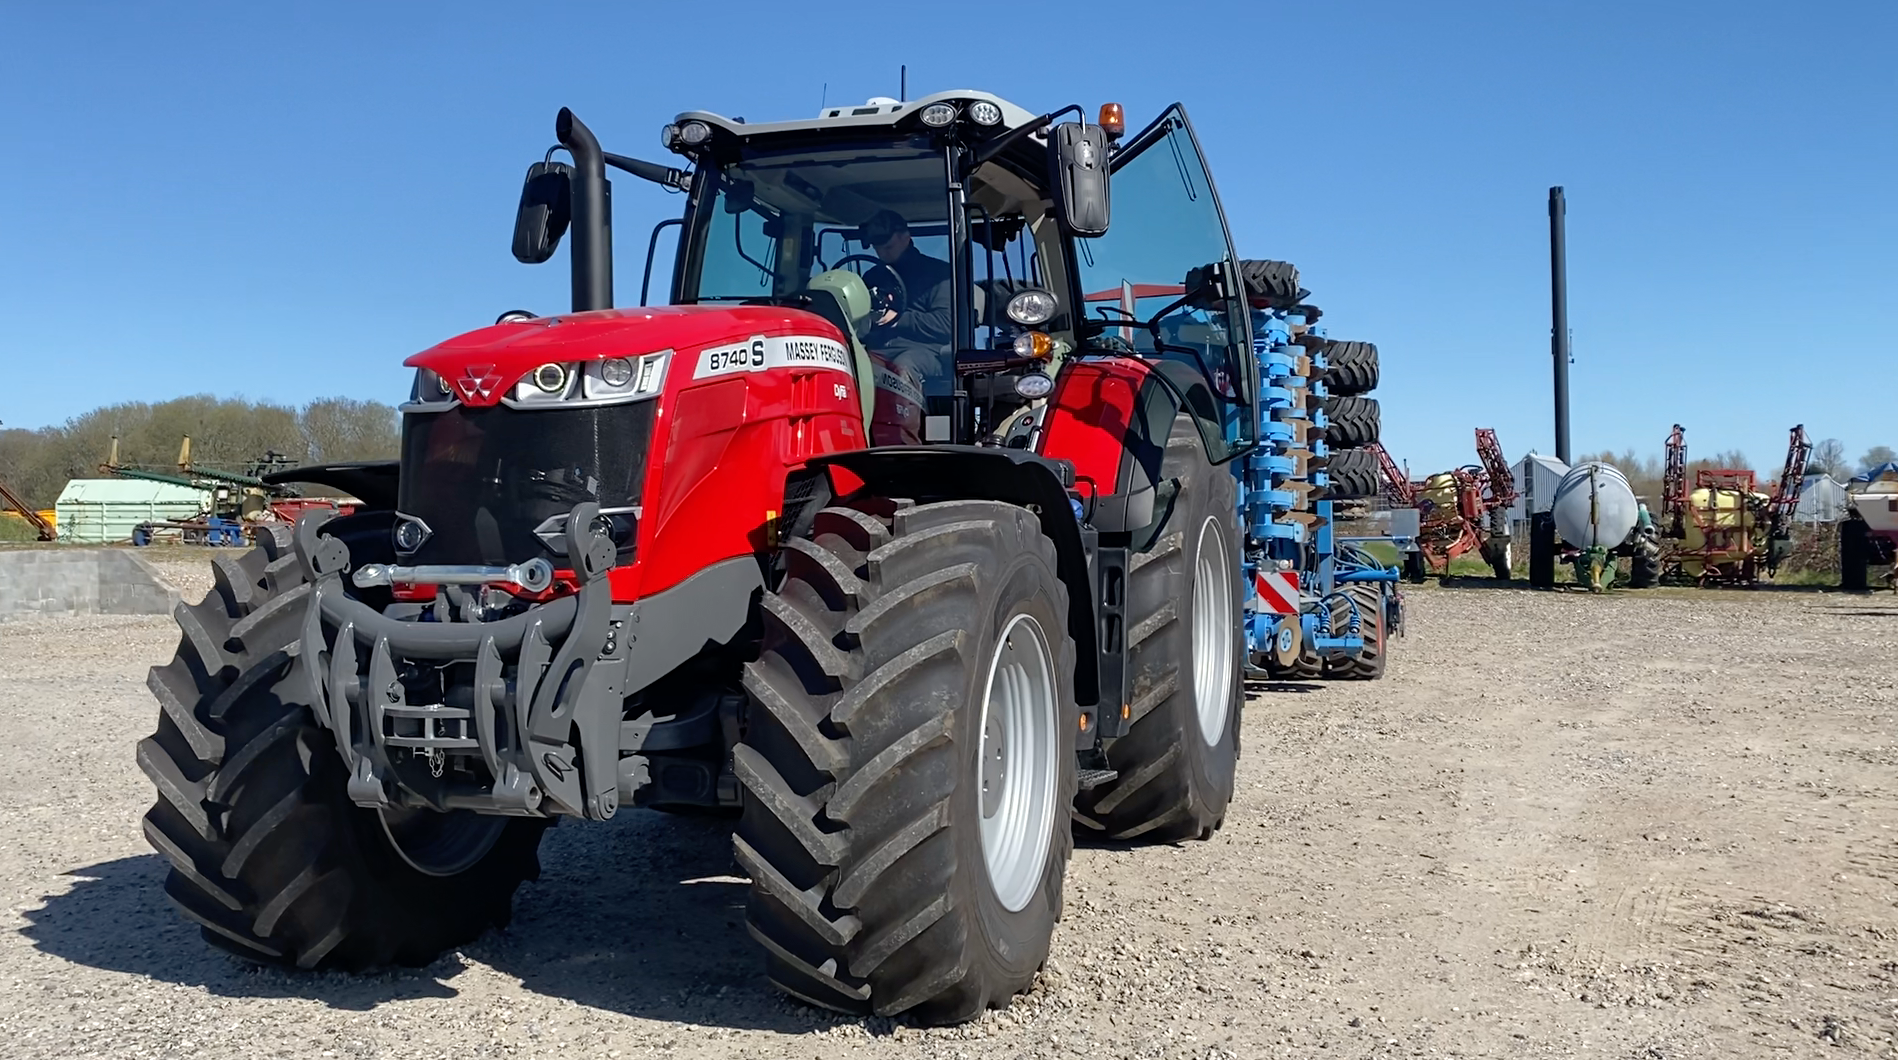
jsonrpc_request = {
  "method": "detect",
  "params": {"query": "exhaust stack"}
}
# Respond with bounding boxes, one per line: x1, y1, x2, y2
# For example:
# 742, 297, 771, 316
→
558, 108, 613, 312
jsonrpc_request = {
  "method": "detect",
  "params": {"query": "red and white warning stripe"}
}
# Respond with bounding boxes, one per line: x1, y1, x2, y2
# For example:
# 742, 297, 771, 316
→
1252, 570, 1301, 616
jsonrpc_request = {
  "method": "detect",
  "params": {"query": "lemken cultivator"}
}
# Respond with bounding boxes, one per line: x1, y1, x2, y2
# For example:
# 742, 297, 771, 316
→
135, 92, 1348, 1022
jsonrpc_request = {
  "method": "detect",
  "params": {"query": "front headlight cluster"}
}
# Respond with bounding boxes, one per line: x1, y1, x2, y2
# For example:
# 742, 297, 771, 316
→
509, 351, 671, 408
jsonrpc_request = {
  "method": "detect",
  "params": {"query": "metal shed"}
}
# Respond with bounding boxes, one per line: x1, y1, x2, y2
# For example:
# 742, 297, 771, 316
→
54, 479, 209, 544
1794, 475, 1849, 523
1504, 452, 1571, 541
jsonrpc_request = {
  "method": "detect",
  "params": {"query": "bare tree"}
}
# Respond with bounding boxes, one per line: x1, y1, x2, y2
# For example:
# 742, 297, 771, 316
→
1809, 438, 1848, 478
1859, 445, 1896, 474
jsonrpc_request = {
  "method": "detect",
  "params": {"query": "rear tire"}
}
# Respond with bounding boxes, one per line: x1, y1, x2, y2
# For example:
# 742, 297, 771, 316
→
736, 497, 1077, 1023
138, 528, 547, 970
1484, 537, 1513, 581
1529, 512, 1557, 588
1075, 414, 1241, 841
1840, 516, 1869, 591
1627, 529, 1662, 589
1322, 396, 1380, 448
1403, 550, 1428, 584
1324, 583, 1387, 680
1323, 448, 1381, 500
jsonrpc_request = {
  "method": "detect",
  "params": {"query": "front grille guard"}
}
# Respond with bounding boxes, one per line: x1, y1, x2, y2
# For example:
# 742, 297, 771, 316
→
289, 502, 629, 820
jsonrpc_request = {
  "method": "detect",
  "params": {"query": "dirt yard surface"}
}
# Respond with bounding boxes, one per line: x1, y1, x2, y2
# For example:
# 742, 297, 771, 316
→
1, 580, 1893, 1058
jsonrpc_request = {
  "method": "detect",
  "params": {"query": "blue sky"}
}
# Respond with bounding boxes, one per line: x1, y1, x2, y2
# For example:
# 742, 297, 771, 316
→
2, 1, 1892, 474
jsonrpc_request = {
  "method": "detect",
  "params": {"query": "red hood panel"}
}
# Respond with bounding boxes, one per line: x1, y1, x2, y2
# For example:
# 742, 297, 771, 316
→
406, 305, 846, 385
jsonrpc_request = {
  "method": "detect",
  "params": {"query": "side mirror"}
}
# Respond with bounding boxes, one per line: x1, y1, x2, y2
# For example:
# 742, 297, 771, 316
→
512, 160, 573, 264
1048, 122, 1110, 238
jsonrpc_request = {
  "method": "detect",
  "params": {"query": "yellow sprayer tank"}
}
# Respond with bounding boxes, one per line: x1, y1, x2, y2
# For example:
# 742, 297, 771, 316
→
1677, 485, 1768, 575
1418, 473, 1459, 524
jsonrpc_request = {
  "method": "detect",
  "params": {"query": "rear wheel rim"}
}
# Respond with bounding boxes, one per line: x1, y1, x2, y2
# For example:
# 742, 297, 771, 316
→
978, 613, 1058, 913
378, 805, 508, 877
1192, 517, 1235, 746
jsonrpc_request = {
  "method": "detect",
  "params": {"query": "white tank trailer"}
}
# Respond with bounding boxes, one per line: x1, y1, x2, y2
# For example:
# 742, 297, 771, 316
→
1530, 461, 1661, 591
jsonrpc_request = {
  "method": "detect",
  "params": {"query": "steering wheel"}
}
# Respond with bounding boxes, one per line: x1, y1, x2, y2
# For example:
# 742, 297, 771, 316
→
832, 254, 908, 317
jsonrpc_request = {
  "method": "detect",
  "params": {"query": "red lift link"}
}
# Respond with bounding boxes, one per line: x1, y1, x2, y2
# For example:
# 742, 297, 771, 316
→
1368, 442, 1416, 507
1660, 424, 1687, 539
1764, 424, 1811, 555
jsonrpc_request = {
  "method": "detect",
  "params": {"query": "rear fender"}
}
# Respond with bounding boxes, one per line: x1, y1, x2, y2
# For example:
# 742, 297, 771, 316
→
1036, 356, 1186, 535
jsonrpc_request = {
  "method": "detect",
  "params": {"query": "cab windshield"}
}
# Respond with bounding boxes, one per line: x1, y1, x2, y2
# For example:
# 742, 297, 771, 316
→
674, 138, 1075, 361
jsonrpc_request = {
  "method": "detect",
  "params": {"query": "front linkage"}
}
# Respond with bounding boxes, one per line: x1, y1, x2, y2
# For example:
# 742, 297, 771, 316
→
290, 503, 625, 821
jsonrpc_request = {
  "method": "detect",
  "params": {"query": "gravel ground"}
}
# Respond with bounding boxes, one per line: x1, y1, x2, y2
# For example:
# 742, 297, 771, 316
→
1, 578, 1894, 1059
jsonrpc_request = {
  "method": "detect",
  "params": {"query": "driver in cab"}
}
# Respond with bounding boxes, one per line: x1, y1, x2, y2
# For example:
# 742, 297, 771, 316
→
859, 209, 953, 387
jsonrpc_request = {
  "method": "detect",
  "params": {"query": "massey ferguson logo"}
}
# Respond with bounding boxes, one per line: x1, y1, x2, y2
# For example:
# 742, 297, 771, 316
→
456, 363, 503, 401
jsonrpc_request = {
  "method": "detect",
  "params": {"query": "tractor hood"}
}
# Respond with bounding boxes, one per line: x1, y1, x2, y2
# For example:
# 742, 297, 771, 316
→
407, 304, 846, 407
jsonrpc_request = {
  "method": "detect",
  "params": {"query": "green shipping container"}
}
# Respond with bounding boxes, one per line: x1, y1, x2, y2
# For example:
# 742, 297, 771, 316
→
54, 479, 210, 545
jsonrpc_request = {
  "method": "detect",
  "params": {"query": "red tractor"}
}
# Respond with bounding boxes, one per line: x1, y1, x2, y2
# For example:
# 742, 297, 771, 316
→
139, 94, 1270, 1023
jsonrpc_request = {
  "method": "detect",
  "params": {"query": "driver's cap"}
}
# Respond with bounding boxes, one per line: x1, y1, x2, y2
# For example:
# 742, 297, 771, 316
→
859, 209, 908, 248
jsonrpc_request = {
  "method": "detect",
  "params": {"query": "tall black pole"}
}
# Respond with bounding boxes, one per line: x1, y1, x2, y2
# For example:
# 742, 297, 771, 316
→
1548, 186, 1570, 465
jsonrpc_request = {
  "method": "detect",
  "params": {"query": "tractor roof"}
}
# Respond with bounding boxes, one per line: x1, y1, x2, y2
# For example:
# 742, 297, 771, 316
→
674, 90, 1040, 143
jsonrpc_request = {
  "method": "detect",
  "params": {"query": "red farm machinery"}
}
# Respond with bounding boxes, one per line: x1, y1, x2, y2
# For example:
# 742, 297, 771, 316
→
1387, 428, 1517, 582
135, 93, 1311, 1023
1658, 423, 1811, 585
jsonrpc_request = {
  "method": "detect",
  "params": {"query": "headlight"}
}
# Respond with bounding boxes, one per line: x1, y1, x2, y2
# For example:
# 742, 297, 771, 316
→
581, 350, 670, 403
509, 362, 577, 405
1005, 288, 1058, 326
677, 120, 712, 145
599, 357, 634, 387
967, 100, 1003, 127
404, 368, 456, 410
1014, 371, 1054, 399
920, 103, 957, 127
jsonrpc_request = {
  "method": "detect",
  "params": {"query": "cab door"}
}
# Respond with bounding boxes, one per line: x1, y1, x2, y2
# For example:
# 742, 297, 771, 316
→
1073, 105, 1257, 463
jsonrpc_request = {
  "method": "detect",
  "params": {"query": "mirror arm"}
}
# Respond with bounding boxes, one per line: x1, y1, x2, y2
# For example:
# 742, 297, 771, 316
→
972, 104, 1080, 167
604, 152, 690, 191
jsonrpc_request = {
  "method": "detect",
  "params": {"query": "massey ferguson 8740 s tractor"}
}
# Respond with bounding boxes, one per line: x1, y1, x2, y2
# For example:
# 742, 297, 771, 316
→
139, 92, 1276, 1023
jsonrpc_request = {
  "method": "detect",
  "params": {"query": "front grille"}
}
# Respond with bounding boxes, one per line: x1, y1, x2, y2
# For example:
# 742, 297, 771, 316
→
397, 402, 655, 567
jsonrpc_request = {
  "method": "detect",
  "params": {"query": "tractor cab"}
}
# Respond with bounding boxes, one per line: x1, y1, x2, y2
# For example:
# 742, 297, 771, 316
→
515, 90, 1258, 462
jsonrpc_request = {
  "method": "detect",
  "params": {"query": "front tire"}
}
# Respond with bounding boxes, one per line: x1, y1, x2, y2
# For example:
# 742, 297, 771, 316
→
1075, 415, 1241, 841
138, 528, 547, 970
735, 497, 1077, 1023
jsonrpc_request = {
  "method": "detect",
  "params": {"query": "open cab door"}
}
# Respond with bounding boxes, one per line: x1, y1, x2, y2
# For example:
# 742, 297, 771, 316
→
1072, 105, 1258, 463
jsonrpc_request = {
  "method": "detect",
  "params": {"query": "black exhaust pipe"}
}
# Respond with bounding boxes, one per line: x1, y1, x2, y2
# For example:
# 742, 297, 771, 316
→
1548, 186, 1570, 465
557, 108, 613, 312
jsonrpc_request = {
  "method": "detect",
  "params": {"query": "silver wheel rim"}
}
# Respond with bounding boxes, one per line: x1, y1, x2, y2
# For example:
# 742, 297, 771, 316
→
978, 613, 1059, 913
1192, 517, 1236, 746
378, 806, 508, 877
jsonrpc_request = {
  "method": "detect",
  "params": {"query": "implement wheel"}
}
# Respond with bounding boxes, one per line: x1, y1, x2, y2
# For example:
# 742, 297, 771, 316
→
736, 497, 1077, 1023
1075, 414, 1241, 840
1324, 583, 1388, 681
138, 527, 547, 969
